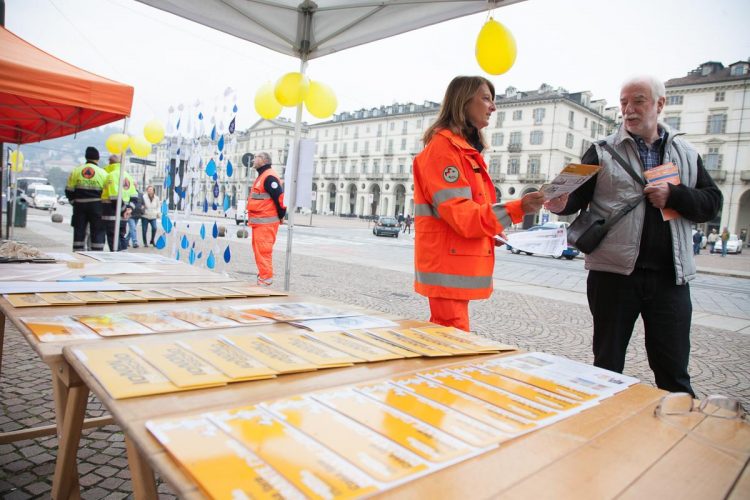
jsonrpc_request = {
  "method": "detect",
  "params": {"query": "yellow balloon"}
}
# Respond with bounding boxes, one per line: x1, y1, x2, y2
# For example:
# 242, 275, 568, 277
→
255, 82, 282, 119
105, 133, 130, 154
274, 72, 310, 107
304, 80, 338, 118
143, 119, 165, 144
129, 135, 152, 157
10, 150, 24, 172
475, 18, 517, 75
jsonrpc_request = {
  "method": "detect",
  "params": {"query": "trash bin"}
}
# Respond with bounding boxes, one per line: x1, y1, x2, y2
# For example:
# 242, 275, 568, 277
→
14, 198, 28, 228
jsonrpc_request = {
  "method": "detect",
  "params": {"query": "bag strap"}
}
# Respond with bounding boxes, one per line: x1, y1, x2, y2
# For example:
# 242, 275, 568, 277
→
601, 194, 645, 230
599, 141, 646, 186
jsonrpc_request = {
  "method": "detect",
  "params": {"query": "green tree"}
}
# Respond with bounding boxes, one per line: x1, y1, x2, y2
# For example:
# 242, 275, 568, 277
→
46, 167, 69, 195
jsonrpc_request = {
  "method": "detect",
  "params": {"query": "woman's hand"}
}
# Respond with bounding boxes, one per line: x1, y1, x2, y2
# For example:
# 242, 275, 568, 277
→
544, 193, 569, 213
520, 191, 545, 214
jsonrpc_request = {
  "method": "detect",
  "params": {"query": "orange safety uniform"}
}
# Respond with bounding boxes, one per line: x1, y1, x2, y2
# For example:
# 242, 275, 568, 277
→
247, 166, 286, 284
413, 129, 524, 329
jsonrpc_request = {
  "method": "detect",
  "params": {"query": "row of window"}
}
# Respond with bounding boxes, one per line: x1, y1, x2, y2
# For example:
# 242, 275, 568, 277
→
662, 113, 728, 134
315, 119, 427, 140
667, 91, 727, 106
315, 159, 411, 175
489, 130, 598, 150
318, 137, 422, 156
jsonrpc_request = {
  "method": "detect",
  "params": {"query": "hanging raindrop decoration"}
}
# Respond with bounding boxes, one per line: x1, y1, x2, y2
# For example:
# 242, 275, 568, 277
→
180, 235, 189, 249
189, 248, 196, 264
223, 245, 231, 264
206, 250, 216, 269
155, 235, 167, 249
199, 224, 206, 240
212, 222, 219, 239
226, 160, 233, 177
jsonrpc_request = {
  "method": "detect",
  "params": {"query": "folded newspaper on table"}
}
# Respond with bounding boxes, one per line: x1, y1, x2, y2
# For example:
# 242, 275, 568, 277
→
501, 227, 568, 257
540, 163, 601, 201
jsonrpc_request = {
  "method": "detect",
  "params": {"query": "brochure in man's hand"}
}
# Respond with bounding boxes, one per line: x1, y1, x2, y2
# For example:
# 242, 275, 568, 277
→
540, 163, 602, 200
643, 162, 680, 221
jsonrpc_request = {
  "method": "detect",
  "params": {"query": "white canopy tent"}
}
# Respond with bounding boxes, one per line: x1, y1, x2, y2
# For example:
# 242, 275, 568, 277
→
135, 0, 525, 289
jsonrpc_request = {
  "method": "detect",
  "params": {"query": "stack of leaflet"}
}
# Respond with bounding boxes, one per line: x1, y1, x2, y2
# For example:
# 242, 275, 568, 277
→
146, 352, 638, 498
67, 326, 517, 399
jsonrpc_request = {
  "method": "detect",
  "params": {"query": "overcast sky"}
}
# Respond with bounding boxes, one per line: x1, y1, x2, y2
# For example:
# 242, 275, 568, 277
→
6, 0, 750, 136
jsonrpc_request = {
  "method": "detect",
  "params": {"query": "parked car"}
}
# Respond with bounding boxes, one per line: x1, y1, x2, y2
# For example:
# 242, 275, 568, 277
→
25, 183, 57, 210
506, 222, 580, 260
57, 195, 69, 205
372, 216, 400, 237
711, 234, 743, 254
235, 198, 247, 225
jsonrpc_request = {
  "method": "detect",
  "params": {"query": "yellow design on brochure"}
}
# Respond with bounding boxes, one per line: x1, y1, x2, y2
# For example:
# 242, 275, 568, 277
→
146, 415, 305, 500
389, 327, 479, 355
168, 309, 240, 329
206, 306, 273, 325
69, 291, 118, 303
75, 314, 153, 336
177, 338, 277, 381
21, 316, 98, 342
34, 292, 85, 306
261, 333, 360, 367
155, 288, 201, 300
179, 287, 227, 299
129, 289, 177, 301
267, 396, 429, 483
5, 293, 49, 307
131, 342, 229, 388
222, 333, 318, 374
124, 311, 198, 333
209, 405, 378, 499
70, 345, 184, 399
479, 359, 597, 402
314, 388, 476, 463
414, 326, 517, 352
344, 330, 421, 358
100, 291, 149, 303
357, 381, 502, 448
310, 331, 404, 362
364, 328, 451, 357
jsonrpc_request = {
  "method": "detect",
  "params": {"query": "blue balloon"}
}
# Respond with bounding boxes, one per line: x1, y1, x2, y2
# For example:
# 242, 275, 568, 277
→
212, 222, 218, 239
223, 245, 231, 263
205, 159, 217, 177
180, 235, 189, 249
199, 224, 206, 240
226, 160, 233, 177
155, 235, 167, 249
218, 135, 225, 152
207, 251, 216, 269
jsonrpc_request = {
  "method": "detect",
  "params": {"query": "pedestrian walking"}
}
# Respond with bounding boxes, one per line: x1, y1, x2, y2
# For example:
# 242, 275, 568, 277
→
707, 228, 718, 253
692, 228, 703, 255
65, 147, 107, 251
403, 214, 412, 234
397, 213, 405, 231
101, 155, 137, 251
720, 226, 730, 257
142, 185, 160, 246
127, 190, 144, 248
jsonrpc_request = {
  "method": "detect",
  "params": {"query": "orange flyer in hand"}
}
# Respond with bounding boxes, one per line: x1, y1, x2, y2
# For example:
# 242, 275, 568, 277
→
644, 162, 680, 221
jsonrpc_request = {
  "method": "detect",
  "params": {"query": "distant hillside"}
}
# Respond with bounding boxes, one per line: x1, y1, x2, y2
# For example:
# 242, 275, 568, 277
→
16, 124, 123, 166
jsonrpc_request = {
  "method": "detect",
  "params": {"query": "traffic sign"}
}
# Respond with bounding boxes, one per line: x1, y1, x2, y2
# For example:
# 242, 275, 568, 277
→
129, 158, 156, 165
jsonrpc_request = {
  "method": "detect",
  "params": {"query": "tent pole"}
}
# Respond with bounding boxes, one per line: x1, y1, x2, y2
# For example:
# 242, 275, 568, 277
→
113, 118, 129, 252
283, 58, 308, 291
7, 142, 20, 241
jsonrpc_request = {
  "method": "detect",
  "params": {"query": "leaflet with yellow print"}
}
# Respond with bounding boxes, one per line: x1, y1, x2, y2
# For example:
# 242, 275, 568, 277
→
155, 288, 202, 301
420, 369, 557, 422
313, 388, 476, 464
265, 395, 430, 484
289, 315, 398, 333
35, 292, 85, 306
344, 330, 421, 358
131, 343, 229, 388
478, 360, 597, 402
221, 333, 319, 374
167, 309, 241, 329
356, 381, 502, 448
364, 328, 452, 357
71, 345, 184, 399
206, 306, 274, 325
100, 291, 149, 303
180, 287, 228, 299
393, 375, 533, 434
146, 415, 305, 500
69, 291, 118, 303
309, 331, 404, 362
260, 333, 359, 368
208, 405, 378, 499
221, 285, 286, 297
124, 311, 199, 333
389, 328, 479, 355
74, 313, 154, 337
21, 316, 98, 342
5, 293, 52, 307
177, 338, 277, 381
237, 302, 360, 322
413, 326, 517, 353
130, 289, 177, 301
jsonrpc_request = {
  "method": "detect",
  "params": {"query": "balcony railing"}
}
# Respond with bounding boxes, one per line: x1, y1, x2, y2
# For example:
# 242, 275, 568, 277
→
360, 151, 370, 157
490, 173, 506, 183
518, 173, 546, 183
741, 170, 750, 182
508, 143, 522, 153
323, 174, 338, 180
365, 174, 382, 181
338, 152, 348, 158
319, 153, 328, 159
343, 174, 359, 180
389, 172, 410, 181
707, 169, 726, 182
383, 150, 394, 156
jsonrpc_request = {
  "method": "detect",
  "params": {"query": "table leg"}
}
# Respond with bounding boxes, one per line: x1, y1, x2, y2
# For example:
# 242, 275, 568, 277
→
126, 435, 158, 499
51, 383, 88, 499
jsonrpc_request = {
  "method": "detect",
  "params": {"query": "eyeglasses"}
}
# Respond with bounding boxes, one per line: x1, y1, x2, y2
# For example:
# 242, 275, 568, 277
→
654, 393, 749, 421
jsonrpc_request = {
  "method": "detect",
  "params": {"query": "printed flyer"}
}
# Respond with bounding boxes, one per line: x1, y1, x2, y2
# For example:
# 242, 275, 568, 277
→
221, 333, 319, 373
260, 333, 360, 368
178, 338, 278, 381
344, 330, 422, 358
74, 313, 154, 337
364, 328, 452, 357
308, 331, 404, 362
289, 315, 398, 333
412, 326, 516, 353
239, 302, 361, 321
124, 311, 199, 333
168, 310, 241, 329
131, 342, 229, 388
21, 316, 98, 342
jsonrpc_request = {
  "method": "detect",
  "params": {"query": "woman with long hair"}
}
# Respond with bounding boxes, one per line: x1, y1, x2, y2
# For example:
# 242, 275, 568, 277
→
141, 185, 160, 247
413, 76, 544, 331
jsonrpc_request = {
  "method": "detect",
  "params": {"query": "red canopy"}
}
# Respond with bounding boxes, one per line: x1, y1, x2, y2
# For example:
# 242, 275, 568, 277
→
0, 26, 134, 144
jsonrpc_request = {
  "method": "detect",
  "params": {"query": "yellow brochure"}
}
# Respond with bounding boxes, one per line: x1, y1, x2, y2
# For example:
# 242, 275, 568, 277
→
364, 328, 451, 357
179, 287, 227, 299
344, 330, 421, 358
131, 343, 229, 388
414, 326, 517, 353
69, 291, 118, 303
356, 382, 502, 448
75, 314, 154, 337
267, 396, 429, 483
168, 309, 240, 329
421, 370, 556, 422
209, 286, 247, 298
390, 328, 477, 355
261, 333, 359, 367
393, 375, 534, 434
21, 316, 98, 342
209, 406, 378, 499
156, 288, 202, 300
124, 311, 198, 333
310, 331, 404, 362
146, 416, 305, 500
35, 292, 85, 306
450, 366, 581, 411
222, 333, 318, 374
478, 361, 597, 402
220, 285, 274, 297
178, 338, 277, 381
100, 291, 149, 303
314, 389, 475, 463
130, 289, 177, 301
206, 306, 274, 325
5, 293, 50, 307
71, 345, 182, 399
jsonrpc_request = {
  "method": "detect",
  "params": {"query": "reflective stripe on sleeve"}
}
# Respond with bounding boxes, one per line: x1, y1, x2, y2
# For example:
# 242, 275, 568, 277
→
249, 216, 280, 224
492, 203, 513, 229
415, 271, 492, 290
414, 203, 439, 218
251, 193, 271, 200
432, 187, 471, 207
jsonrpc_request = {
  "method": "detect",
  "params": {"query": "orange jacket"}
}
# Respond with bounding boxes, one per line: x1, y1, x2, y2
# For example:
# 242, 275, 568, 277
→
413, 129, 524, 300
247, 167, 285, 226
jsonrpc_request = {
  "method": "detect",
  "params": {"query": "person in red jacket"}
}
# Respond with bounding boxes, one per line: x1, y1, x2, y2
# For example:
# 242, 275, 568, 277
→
414, 76, 544, 331
247, 152, 286, 286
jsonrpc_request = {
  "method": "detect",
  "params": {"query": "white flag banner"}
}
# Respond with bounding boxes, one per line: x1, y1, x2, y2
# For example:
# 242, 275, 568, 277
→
500, 227, 567, 257
284, 138, 316, 208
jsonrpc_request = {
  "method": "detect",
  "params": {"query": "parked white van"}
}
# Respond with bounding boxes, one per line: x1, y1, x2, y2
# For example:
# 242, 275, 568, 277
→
25, 183, 58, 210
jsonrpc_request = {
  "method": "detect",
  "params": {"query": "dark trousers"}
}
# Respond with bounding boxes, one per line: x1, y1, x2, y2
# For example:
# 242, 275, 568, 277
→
587, 269, 694, 396
102, 201, 119, 252
142, 218, 157, 245
72, 202, 104, 251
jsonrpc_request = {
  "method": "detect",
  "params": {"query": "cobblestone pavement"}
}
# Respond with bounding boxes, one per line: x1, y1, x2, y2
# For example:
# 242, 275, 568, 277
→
2, 215, 749, 498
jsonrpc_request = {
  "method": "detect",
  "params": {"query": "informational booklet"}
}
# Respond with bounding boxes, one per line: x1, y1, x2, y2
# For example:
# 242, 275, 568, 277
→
308, 331, 405, 362
221, 333, 319, 374
68, 291, 119, 303
146, 415, 305, 500
644, 162, 680, 220
412, 326, 517, 353
131, 342, 229, 388
21, 316, 98, 342
74, 313, 154, 337
260, 333, 360, 368
389, 328, 479, 355
100, 291, 149, 303
167, 309, 241, 329
238, 302, 361, 321
179, 287, 228, 299
501, 227, 567, 257
154, 288, 202, 301
177, 338, 277, 381
34, 292, 85, 306
540, 163, 602, 200
124, 311, 199, 333
289, 315, 398, 333
5, 293, 53, 307
363, 328, 452, 357
206, 306, 274, 325
344, 330, 422, 358
129, 289, 178, 301
221, 285, 286, 297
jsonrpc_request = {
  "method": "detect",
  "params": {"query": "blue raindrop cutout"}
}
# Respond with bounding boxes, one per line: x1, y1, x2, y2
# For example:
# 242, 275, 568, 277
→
176, 147, 180, 156
212, 173, 218, 181
205, 159, 216, 177
162, 215, 173, 234
218, 135, 225, 152
198, 112, 203, 120
161, 200, 168, 215
202, 199, 208, 213
155, 235, 166, 249
210, 125, 216, 141
164, 175, 172, 189
229, 116, 236, 133
180, 235, 189, 249
232, 104, 238, 113
223, 196, 230, 211
206, 251, 216, 269
226, 160, 233, 177
212, 202, 217, 211
176, 118, 181, 130
199, 224, 206, 240
212, 222, 218, 238
197, 251, 203, 259
189, 248, 196, 264
175, 250, 180, 261
223, 245, 231, 263
219, 153, 224, 162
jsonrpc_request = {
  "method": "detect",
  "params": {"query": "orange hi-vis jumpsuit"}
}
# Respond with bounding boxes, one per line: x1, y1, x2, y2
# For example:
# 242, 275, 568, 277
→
247, 166, 286, 285
413, 129, 525, 331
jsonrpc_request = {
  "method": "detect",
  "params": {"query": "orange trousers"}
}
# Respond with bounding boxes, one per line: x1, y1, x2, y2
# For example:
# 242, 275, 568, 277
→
250, 222, 279, 281
428, 297, 470, 332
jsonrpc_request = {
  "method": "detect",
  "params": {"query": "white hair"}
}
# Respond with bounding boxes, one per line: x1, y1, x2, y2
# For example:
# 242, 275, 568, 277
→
256, 152, 272, 163
621, 75, 666, 101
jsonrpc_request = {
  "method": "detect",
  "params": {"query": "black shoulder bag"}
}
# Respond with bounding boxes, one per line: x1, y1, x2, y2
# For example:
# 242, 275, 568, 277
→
567, 143, 646, 254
